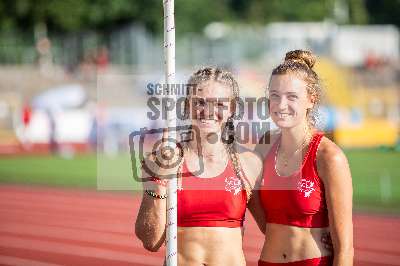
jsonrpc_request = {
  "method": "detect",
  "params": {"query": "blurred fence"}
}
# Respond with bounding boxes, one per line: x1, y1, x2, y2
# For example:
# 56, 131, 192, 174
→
1, 22, 398, 70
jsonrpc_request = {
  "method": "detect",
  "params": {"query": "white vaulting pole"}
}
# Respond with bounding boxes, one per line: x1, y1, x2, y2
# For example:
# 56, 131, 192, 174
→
163, 1, 177, 266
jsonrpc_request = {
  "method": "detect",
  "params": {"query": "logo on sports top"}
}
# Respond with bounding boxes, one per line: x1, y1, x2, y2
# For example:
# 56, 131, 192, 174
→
225, 176, 242, 195
297, 178, 315, 198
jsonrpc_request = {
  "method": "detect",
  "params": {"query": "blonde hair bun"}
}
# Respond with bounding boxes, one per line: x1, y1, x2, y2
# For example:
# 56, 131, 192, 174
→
284, 50, 316, 69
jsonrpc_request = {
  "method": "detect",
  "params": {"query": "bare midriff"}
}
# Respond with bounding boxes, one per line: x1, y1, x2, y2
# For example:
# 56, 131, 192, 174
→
176, 226, 246, 266
260, 223, 332, 263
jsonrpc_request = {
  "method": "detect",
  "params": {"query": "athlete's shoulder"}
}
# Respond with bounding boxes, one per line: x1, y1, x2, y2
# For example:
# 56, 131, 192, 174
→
235, 144, 263, 185
317, 136, 347, 164
316, 136, 350, 184
235, 144, 262, 164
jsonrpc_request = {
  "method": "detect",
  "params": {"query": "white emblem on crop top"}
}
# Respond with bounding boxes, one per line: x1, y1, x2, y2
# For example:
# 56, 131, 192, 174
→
297, 178, 315, 198
225, 176, 242, 195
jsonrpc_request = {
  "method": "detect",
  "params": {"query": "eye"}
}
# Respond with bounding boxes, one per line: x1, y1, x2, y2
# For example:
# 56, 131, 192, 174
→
288, 94, 298, 100
270, 93, 280, 99
194, 99, 206, 107
217, 102, 228, 110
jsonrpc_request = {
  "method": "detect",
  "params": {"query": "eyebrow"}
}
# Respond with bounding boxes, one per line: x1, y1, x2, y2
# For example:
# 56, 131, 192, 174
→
269, 90, 298, 94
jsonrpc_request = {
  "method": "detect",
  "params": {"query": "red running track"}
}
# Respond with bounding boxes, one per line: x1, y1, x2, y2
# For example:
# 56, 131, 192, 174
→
0, 185, 399, 266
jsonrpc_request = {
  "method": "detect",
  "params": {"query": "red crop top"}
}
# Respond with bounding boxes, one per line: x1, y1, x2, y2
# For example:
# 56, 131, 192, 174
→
177, 159, 247, 227
259, 132, 329, 228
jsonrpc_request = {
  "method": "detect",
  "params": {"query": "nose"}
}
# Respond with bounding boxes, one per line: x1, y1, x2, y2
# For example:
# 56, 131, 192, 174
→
277, 97, 288, 110
202, 105, 210, 119
203, 100, 218, 120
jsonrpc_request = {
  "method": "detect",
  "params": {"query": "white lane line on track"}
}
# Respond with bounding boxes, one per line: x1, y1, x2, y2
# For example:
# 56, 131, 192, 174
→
0, 236, 163, 266
0, 255, 62, 266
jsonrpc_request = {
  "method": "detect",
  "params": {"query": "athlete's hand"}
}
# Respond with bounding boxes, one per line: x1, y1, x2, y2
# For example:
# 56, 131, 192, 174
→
141, 128, 183, 179
321, 232, 333, 251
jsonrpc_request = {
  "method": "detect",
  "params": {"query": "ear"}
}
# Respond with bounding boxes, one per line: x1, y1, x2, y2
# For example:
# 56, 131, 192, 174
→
307, 94, 315, 109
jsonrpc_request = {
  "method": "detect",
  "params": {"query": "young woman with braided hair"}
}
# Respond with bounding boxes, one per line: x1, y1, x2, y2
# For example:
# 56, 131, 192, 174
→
135, 67, 266, 266
256, 50, 353, 266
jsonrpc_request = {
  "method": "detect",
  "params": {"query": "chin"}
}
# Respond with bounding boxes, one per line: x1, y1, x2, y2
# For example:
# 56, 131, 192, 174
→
193, 122, 221, 133
272, 118, 296, 129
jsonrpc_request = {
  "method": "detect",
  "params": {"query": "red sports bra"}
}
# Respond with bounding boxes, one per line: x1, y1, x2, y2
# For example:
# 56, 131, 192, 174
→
177, 159, 247, 227
259, 132, 329, 228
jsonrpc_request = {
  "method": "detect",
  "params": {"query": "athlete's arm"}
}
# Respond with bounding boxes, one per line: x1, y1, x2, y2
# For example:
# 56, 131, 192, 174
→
317, 138, 354, 266
135, 179, 167, 252
135, 129, 181, 252
247, 179, 266, 234
246, 130, 281, 234
237, 145, 266, 234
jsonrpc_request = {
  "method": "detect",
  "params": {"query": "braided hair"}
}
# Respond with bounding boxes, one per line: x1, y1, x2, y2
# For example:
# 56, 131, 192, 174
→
177, 66, 252, 201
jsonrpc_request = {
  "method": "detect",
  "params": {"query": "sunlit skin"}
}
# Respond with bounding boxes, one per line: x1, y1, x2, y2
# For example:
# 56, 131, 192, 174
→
257, 74, 353, 265
135, 80, 265, 266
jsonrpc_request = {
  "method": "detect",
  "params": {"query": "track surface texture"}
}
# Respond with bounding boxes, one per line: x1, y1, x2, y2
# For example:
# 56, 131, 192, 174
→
0, 185, 399, 266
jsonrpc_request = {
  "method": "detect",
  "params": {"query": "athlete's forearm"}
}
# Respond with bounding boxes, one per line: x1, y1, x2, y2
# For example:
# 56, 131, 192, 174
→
333, 248, 353, 266
135, 183, 167, 252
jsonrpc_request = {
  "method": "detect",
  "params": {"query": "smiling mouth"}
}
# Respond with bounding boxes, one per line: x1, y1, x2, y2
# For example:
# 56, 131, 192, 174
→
199, 119, 219, 124
274, 112, 291, 118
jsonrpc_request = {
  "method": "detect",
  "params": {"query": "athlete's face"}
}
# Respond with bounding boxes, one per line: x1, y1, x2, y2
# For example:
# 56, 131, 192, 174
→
268, 74, 313, 129
189, 81, 233, 134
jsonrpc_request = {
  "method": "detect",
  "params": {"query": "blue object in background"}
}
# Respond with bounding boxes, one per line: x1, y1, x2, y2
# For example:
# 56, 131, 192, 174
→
318, 105, 336, 131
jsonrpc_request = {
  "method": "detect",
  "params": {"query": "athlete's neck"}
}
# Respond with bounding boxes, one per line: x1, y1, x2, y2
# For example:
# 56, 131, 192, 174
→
280, 122, 312, 154
187, 132, 227, 162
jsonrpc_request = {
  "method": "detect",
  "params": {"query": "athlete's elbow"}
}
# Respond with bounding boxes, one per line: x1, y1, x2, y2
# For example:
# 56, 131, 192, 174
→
334, 241, 354, 262
142, 241, 162, 252
135, 228, 163, 252
135, 232, 162, 252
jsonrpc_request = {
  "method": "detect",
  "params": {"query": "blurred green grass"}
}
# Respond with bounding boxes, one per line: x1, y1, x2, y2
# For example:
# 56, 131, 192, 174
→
345, 149, 400, 213
0, 149, 399, 212
0, 155, 98, 187
0, 153, 142, 191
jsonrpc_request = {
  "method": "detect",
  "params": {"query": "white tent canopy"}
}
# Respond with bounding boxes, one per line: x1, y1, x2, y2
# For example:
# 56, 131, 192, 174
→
32, 84, 87, 111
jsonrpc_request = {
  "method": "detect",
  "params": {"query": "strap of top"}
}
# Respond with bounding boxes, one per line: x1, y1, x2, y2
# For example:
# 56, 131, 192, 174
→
307, 132, 324, 164
264, 131, 323, 174
305, 132, 324, 186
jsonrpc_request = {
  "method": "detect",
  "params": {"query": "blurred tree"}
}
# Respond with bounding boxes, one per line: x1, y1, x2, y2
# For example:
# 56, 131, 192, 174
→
365, 0, 400, 28
0, 0, 158, 34
175, 0, 232, 35
348, 0, 368, 24
0, 0, 231, 35
229, 0, 252, 19
1, 0, 399, 36
246, 0, 335, 23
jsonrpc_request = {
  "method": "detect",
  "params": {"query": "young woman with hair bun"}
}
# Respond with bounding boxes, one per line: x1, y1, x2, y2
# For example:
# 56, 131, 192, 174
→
256, 50, 353, 266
